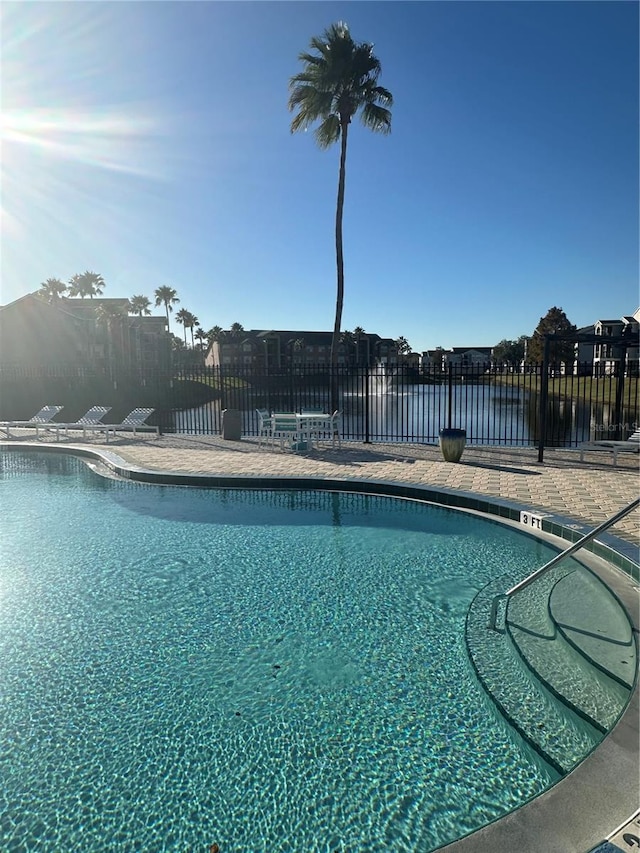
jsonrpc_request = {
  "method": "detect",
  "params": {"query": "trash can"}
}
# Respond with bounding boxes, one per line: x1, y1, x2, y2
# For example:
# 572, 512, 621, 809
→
221, 409, 242, 441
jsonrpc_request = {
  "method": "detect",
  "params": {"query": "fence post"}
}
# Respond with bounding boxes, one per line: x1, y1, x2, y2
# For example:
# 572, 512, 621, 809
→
613, 345, 626, 440
447, 362, 453, 430
537, 338, 550, 463
365, 365, 370, 443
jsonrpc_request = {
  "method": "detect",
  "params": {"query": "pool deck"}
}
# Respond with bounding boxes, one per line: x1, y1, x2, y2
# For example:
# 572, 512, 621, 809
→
2, 432, 639, 853
4, 431, 637, 543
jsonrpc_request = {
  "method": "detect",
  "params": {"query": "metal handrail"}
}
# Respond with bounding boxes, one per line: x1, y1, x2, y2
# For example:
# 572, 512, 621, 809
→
488, 497, 640, 631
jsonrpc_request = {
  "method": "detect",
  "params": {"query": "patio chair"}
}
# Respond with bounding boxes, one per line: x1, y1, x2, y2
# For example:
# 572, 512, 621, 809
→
256, 409, 272, 447
327, 410, 342, 448
0, 405, 65, 438
270, 413, 300, 451
82, 408, 159, 442
578, 428, 640, 466
56, 406, 112, 440
298, 410, 330, 449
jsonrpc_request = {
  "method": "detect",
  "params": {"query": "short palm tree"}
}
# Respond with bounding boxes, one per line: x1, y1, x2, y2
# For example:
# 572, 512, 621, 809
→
69, 270, 105, 298
395, 336, 411, 355
194, 328, 207, 350
207, 325, 224, 346
128, 295, 152, 317
289, 22, 392, 382
340, 329, 356, 364
154, 286, 180, 331
39, 277, 67, 302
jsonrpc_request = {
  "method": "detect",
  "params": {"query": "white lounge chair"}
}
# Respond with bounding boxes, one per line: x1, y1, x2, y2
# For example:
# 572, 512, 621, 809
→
0, 405, 64, 438
578, 428, 640, 466
55, 406, 112, 440
81, 408, 159, 441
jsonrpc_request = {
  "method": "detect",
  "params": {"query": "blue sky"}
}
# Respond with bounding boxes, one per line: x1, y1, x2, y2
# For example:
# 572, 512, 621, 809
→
2, 1, 638, 351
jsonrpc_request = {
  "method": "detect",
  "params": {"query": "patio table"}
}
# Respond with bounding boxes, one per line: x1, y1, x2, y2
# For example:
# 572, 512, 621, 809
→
270, 413, 332, 451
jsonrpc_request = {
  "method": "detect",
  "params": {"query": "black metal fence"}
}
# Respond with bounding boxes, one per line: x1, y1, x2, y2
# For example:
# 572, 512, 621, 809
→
0, 362, 638, 447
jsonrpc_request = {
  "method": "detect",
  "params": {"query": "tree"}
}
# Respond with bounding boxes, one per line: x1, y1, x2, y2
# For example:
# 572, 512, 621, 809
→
95, 302, 127, 328
175, 308, 191, 345
128, 295, 152, 317
187, 314, 199, 348
68, 270, 105, 299
170, 333, 186, 352
39, 277, 67, 302
229, 322, 245, 338
340, 329, 356, 364
395, 336, 411, 355
154, 286, 180, 331
194, 328, 208, 350
289, 22, 392, 380
492, 336, 528, 369
95, 302, 128, 369
528, 307, 577, 367
353, 326, 366, 365
207, 325, 224, 347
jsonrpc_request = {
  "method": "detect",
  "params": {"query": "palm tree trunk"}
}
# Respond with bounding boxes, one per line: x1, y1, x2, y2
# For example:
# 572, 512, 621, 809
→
165, 303, 170, 332
330, 121, 349, 412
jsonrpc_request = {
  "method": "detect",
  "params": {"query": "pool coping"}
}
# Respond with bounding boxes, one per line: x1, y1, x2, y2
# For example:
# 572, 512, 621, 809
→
2, 441, 639, 853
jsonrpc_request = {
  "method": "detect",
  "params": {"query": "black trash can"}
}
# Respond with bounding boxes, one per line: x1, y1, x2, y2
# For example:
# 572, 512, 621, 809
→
221, 409, 242, 441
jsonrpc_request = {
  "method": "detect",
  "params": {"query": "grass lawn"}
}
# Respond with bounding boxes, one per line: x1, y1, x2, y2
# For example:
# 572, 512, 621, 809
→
491, 374, 639, 406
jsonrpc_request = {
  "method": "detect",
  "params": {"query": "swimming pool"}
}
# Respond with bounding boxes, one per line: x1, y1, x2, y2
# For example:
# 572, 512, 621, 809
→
0, 452, 629, 851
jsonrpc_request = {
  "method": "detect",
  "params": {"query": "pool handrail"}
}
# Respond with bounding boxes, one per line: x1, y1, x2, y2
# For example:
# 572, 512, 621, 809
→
488, 496, 640, 631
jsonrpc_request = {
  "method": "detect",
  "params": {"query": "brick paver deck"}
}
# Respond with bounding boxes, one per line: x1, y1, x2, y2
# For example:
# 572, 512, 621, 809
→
4, 432, 638, 544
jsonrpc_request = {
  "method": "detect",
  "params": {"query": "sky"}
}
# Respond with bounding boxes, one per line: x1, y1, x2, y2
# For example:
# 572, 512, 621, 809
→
1, 1, 638, 352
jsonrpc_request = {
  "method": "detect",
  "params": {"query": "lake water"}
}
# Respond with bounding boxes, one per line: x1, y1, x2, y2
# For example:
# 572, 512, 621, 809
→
173, 383, 630, 446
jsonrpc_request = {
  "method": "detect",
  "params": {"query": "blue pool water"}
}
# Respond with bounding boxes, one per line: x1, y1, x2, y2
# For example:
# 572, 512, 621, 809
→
0, 452, 565, 852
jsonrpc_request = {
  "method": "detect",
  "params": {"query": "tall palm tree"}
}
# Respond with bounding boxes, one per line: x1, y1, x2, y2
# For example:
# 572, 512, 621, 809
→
39, 277, 67, 302
188, 315, 199, 349
69, 270, 105, 298
289, 22, 392, 381
175, 308, 190, 345
230, 322, 245, 338
128, 295, 152, 317
194, 328, 208, 350
154, 286, 180, 331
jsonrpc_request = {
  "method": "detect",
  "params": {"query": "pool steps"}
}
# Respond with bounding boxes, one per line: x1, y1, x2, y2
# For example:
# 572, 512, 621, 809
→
506, 567, 633, 733
465, 563, 636, 775
549, 570, 636, 691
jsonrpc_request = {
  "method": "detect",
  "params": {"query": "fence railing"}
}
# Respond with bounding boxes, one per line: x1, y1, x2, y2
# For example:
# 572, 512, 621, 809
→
0, 362, 637, 446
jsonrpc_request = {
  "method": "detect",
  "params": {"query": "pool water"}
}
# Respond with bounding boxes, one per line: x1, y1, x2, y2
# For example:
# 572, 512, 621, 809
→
0, 452, 565, 852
